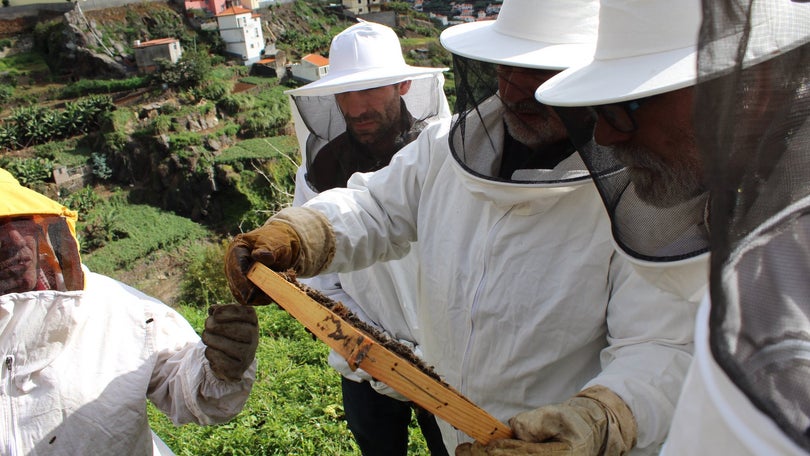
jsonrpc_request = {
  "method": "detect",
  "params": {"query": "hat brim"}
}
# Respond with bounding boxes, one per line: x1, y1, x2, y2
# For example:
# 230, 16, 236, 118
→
535, 45, 697, 106
285, 66, 446, 97
440, 20, 595, 70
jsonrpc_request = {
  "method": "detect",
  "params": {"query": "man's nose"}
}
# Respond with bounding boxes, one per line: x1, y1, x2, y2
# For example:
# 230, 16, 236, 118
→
593, 117, 633, 146
339, 93, 371, 117
501, 78, 535, 104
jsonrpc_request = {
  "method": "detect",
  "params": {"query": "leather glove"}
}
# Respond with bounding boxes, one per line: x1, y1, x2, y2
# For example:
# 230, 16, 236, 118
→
202, 304, 259, 381
224, 221, 302, 306
455, 385, 637, 456
224, 207, 336, 306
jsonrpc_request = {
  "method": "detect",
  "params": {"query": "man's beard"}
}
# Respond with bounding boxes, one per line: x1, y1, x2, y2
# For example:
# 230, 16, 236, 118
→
502, 100, 566, 148
345, 112, 388, 145
612, 143, 706, 208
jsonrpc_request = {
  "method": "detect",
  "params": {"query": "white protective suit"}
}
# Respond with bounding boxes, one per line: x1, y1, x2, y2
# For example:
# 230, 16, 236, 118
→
661, 295, 808, 456
299, 95, 701, 453
0, 267, 256, 456
294, 167, 421, 345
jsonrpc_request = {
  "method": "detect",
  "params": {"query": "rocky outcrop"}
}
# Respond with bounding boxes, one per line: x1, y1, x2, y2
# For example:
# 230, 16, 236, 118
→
54, 6, 130, 79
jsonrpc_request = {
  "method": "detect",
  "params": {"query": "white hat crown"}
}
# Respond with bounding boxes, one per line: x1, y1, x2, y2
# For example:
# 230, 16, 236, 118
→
439, 0, 599, 70
493, 0, 599, 47
536, 0, 703, 106
329, 21, 407, 75
285, 21, 446, 97
595, 0, 701, 61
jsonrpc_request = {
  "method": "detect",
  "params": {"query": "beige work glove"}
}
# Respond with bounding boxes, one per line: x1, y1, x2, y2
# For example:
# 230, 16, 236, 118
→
455, 385, 637, 456
202, 304, 259, 381
224, 207, 335, 306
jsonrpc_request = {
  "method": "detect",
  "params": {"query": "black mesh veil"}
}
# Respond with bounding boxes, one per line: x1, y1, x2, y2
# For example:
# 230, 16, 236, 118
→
554, 104, 711, 263
291, 74, 449, 188
449, 54, 592, 184
697, 0, 810, 450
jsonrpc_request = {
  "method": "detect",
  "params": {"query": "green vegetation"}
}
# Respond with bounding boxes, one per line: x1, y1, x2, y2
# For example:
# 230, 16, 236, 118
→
31, 138, 95, 167
0, 51, 49, 76
153, 50, 213, 89
81, 203, 209, 273
0, 95, 115, 150
275, 0, 344, 58
59, 76, 149, 98
0, 157, 54, 186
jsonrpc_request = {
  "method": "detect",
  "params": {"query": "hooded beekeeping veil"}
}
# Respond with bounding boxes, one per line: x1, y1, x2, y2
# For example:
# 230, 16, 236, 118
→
535, 0, 710, 264
439, 0, 599, 184
696, 0, 810, 451
0, 168, 84, 295
286, 20, 449, 189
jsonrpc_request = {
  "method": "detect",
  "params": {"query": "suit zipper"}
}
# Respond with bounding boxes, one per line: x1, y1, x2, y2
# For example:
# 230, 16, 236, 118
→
2, 356, 17, 456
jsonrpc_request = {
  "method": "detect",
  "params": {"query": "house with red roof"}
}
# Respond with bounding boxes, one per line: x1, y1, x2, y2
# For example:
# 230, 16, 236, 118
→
133, 38, 183, 74
290, 53, 329, 83
215, 6, 265, 65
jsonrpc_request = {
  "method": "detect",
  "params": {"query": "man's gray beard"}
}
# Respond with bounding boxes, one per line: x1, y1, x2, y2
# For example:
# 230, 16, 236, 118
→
503, 106, 564, 148
613, 144, 706, 208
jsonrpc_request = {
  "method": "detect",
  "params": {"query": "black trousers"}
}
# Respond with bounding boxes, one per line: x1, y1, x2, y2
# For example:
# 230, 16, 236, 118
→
341, 377, 449, 456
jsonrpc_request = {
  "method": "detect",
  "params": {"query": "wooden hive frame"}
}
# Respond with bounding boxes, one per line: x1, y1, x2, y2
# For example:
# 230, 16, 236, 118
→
247, 263, 513, 445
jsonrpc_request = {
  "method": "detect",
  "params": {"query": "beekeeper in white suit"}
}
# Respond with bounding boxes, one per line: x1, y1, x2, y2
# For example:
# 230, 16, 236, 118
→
0, 168, 257, 455
285, 21, 450, 456
538, 0, 810, 454
225, 1, 699, 454
661, 1, 810, 454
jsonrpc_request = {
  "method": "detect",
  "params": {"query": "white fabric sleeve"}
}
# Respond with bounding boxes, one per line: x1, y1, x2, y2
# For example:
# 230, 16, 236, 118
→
585, 252, 703, 453
144, 299, 256, 426
293, 164, 373, 320
293, 162, 382, 329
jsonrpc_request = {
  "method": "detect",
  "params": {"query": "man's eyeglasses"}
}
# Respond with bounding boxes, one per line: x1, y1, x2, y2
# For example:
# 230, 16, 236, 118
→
591, 98, 650, 133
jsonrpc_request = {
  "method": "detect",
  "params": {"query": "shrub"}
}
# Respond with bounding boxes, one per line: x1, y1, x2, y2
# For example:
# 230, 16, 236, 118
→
60, 186, 101, 215
152, 51, 212, 89
80, 206, 124, 251
0, 84, 12, 105
151, 115, 174, 135
59, 77, 148, 99
217, 93, 256, 117
1, 157, 54, 185
178, 239, 233, 307
167, 131, 203, 153
0, 124, 18, 151
91, 152, 113, 180
196, 79, 232, 101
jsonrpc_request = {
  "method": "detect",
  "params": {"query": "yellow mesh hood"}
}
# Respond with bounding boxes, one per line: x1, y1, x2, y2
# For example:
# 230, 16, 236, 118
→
0, 168, 79, 239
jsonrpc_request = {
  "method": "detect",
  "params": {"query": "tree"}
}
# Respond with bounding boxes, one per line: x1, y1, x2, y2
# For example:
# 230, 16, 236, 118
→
152, 51, 212, 89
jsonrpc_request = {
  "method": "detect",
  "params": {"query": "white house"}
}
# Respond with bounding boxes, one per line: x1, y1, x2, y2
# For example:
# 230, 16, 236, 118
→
215, 6, 264, 65
133, 38, 183, 74
290, 53, 329, 84
341, 0, 383, 15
